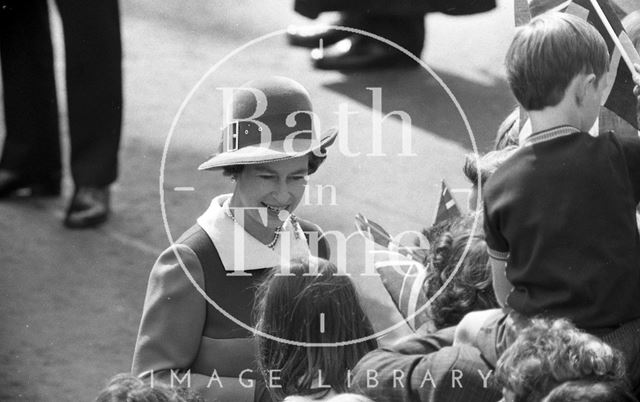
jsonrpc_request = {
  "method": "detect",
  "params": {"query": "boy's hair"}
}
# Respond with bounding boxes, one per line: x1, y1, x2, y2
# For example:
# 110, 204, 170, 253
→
541, 380, 638, 402
424, 215, 498, 329
496, 319, 626, 402
506, 12, 609, 111
254, 258, 377, 401
95, 373, 199, 402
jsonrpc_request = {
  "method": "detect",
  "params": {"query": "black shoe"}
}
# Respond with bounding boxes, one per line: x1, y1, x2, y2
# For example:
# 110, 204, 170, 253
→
63, 186, 110, 229
0, 169, 61, 198
287, 13, 361, 48
287, 23, 352, 48
310, 35, 418, 70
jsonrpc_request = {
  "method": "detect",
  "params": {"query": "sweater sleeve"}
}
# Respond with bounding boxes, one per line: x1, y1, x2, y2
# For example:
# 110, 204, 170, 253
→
351, 329, 500, 402
131, 244, 206, 382
618, 134, 640, 203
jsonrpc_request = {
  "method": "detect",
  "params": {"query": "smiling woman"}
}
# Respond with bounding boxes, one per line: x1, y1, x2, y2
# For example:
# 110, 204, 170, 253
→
131, 77, 337, 402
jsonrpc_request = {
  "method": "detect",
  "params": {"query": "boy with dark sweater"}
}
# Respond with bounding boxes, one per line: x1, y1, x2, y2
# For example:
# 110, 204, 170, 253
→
454, 12, 640, 371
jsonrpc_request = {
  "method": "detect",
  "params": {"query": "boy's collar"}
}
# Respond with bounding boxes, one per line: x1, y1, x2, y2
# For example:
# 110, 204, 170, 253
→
519, 118, 600, 145
522, 125, 581, 147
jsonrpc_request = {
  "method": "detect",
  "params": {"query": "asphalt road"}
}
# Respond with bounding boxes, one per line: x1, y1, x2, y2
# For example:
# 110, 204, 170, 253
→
0, 0, 544, 400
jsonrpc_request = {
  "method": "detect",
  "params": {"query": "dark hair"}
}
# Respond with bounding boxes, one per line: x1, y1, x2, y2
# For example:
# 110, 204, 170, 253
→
222, 152, 326, 178
463, 146, 518, 188
424, 217, 498, 329
542, 380, 637, 402
254, 258, 377, 401
506, 13, 608, 111
496, 319, 627, 402
95, 373, 197, 402
493, 108, 521, 150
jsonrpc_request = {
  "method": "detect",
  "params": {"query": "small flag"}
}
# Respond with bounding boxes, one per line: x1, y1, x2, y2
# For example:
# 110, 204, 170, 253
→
572, 0, 640, 130
354, 213, 432, 330
355, 213, 393, 247
354, 214, 426, 262
373, 251, 431, 331
432, 180, 462, 227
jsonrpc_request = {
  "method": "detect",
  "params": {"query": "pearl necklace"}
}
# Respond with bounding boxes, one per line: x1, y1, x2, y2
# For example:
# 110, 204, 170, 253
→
224, 206, 300, 250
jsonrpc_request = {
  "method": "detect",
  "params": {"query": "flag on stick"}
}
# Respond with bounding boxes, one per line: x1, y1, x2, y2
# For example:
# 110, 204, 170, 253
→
432, 180, 462, 227
572, 0, 640, 129
354, 213, 426, 263
374, 255, 431, 331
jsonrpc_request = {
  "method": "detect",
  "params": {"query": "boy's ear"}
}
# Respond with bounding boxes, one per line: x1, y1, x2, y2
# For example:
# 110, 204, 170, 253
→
572, 73, 595, 107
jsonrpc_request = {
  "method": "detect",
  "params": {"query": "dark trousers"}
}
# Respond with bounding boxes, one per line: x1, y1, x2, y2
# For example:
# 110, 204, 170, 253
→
0, 0, 122, 187
359, 15, 425, 56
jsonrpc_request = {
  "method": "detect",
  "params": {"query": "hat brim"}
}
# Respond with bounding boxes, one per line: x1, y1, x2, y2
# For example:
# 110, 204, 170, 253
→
197, 128, 338, 170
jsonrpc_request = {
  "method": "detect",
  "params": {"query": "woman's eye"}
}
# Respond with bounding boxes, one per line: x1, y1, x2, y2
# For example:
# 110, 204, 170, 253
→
258, 175, 276, 180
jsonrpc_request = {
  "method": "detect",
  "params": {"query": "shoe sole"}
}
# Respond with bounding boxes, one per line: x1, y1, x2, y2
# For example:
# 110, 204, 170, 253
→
63, 213, 109, 229
312, 57, 419, 71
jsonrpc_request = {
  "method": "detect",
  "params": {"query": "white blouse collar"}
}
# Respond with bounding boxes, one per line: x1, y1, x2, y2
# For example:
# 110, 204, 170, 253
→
196, 194, 310, 272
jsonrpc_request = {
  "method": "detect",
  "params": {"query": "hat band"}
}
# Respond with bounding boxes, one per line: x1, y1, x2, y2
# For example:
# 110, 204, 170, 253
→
222, 112, 314, 152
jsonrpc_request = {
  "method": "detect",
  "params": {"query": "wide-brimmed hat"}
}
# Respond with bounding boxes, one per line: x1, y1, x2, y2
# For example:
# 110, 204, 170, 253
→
198, 76, 338, 170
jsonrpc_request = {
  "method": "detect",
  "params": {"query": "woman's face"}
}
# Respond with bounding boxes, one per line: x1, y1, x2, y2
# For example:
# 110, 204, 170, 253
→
231, 155, 309, 231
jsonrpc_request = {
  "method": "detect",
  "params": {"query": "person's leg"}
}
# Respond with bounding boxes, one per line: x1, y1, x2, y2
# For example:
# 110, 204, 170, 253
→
54, 0, 122, 228
0, 0, 61, 195
55, 0, 122, 188
364, 14, 425, 57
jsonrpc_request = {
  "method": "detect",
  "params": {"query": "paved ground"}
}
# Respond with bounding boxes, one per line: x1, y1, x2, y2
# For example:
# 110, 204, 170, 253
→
0, 0, 526, 400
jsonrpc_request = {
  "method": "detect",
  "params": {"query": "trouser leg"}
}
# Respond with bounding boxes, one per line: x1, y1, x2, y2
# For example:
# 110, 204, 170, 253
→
55, 0, 122, 187
363, 14, 425, 57
0, 0, 62, 180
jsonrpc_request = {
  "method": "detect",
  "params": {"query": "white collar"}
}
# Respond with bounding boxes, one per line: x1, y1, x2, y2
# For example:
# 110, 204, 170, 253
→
196, 194, 310, 272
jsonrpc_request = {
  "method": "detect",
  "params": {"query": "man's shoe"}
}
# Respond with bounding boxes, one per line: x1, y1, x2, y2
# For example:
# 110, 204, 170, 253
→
287, 23, 352, 48
310, 35, 417, 70
0, 169, 61, 198
287, 13, 361, 48
64, 186, 110, 229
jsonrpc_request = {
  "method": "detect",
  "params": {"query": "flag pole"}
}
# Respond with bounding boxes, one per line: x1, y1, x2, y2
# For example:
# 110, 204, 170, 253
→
589, 0, 640, 80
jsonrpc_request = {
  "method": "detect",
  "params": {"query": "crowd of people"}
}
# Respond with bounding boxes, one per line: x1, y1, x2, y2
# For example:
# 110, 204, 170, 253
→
88, 5, 640, 402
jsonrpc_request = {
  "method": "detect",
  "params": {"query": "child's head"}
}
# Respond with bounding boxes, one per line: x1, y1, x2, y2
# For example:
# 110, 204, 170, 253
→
494, 108, 521, 150
255, 257, 377, 401
505, 12, 609, 124
541, 380, 638, 402
496, 318, 626, 402
425, 216, 498, 329
95, 373, 195, 402
463, 146, 518, 211
326, 393, 375, 402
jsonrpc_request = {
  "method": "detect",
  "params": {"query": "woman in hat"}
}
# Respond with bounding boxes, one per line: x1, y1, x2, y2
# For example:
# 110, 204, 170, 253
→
131, 77, 337, 402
